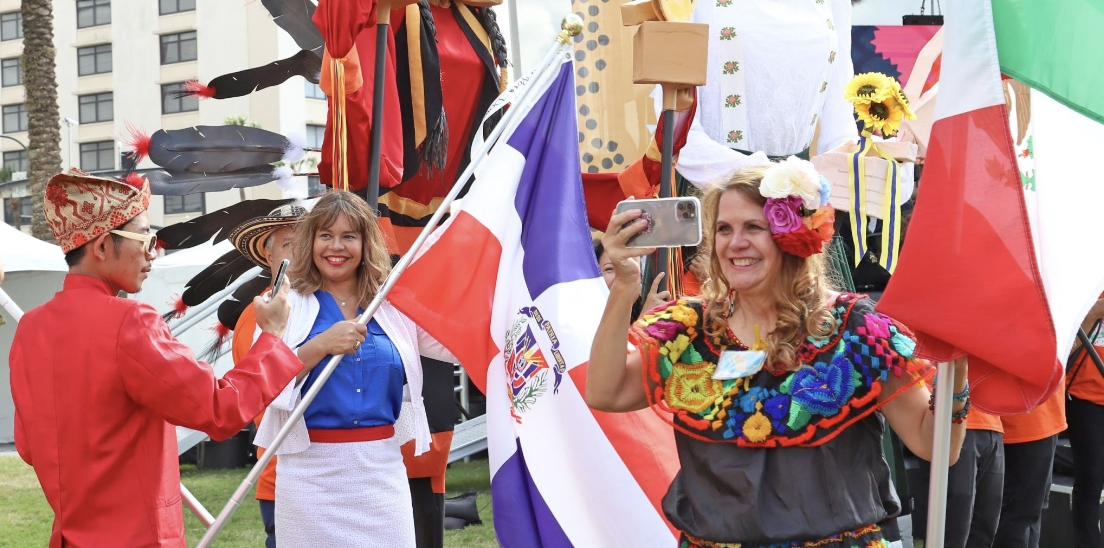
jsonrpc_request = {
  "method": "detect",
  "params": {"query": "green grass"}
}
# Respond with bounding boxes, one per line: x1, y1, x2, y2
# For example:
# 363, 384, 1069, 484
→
0, 454, 497, 547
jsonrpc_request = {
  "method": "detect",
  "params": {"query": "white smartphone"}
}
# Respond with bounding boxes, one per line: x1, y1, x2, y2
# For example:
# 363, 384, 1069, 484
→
614, 197, 703, 248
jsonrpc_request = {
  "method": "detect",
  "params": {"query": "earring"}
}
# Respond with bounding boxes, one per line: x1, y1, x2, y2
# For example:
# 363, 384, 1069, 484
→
723, 289, 737, 319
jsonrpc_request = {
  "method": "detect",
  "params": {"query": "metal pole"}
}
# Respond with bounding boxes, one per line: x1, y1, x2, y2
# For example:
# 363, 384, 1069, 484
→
168, 266, 263, 338
1, 286, 217, 526
195, 23, 581, 548
181, 483, 215, 527
924, 357, 961, 548
655, 107, 675, 293
507, 0, 523, 79
0, 286, 24, 322
365, 5, 390, 209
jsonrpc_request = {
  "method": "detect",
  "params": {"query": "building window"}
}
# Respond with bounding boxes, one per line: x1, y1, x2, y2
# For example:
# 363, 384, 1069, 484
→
76, 0, 111, 29
306, 124, 326, 149
159, 0, 195, 15
160, 31, 197, 65
77, 44, 112, 76
2, 104, 26, 133
3, 197, 31, 229
0, 12, 22, 41
305, 81, 326, 100
80, 140, 114, 171
161, 82, 199, 114
78, 92, 113, 124
163, 194, 204, 215
308, 175, 324, 196
1, 57, 19, 87
4, 150, 27, 172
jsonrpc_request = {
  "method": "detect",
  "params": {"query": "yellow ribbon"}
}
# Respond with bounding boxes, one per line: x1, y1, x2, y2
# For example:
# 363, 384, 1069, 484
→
330, 57, 350, 191
846, 131, 904, 273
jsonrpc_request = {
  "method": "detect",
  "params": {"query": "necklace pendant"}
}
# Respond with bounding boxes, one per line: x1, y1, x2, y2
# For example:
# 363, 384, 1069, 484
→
340, 300, 346, 307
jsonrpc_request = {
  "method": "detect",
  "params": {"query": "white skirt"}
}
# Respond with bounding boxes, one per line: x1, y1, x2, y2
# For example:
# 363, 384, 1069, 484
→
275, 436, 415, 548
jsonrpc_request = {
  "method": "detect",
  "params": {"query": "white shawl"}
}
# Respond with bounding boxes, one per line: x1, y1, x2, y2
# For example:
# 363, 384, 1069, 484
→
254, 289, 454, 456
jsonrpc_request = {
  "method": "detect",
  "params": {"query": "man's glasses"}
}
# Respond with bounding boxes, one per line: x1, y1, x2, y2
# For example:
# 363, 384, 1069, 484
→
109, 229, 158, 254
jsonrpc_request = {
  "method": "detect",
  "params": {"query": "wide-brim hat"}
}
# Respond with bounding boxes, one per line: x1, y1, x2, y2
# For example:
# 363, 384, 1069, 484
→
229, 204, 307, 269
44, 169, 151, 253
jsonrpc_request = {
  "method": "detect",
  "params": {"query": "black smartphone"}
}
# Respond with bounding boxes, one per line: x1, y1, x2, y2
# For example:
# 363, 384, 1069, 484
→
265, 259, 291, 302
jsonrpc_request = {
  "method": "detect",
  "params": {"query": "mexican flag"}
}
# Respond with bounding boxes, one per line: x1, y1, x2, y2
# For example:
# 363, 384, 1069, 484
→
993, 0, 1104, 125
878, 0, 1104, 414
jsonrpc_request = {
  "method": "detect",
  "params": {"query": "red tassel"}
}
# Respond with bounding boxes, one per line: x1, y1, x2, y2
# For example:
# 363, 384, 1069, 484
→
168, 294, 188, 319
124, 122, 151, 162
123, 172, 145, 189
182, 79, 217, 99
211, 322, 232, 339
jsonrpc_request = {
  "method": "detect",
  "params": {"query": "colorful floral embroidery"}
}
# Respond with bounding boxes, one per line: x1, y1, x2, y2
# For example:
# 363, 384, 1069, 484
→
723, 61, 740, 74
821, 81, 828, 93
719, 27, 736, 40
680, 523, 886, 548
828, 51, 837, 63
634, 295, 933, 448
664, 359, 723, 414
726, 130, 744, 144
725, 94, 743, 107
716, 0, 733, 6
46, 184, 69, 207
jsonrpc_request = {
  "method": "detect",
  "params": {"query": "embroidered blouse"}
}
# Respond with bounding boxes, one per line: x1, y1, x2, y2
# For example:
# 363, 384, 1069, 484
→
299, 293, 406, 430
629, 293, 933, 543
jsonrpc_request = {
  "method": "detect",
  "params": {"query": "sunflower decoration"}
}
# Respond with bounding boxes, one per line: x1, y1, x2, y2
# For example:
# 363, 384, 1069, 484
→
844, 72, 915, 136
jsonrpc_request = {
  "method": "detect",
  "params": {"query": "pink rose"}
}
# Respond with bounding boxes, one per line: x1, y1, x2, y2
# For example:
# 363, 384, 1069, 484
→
764, 196, 803, 234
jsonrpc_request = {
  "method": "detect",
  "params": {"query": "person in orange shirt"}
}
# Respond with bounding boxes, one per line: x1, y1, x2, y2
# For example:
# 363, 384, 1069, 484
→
993, 385, 1067, 548
227, 204, 305, 548
912, 409, 1006, 548
1066, 296, 1104, 548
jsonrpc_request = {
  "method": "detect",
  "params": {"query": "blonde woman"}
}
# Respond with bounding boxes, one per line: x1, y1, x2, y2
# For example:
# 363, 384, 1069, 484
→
255, 191, 452, 547
587, 160, 969, 548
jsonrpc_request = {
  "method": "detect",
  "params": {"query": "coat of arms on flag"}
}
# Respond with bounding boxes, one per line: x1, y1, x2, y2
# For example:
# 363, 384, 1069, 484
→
506, 306, 566, 420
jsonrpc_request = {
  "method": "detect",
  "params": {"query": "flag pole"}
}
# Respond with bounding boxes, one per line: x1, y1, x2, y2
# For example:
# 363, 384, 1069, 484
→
925, 356, 963, 548
194, 17, 584, 547
365, 1, 398, 209
1, 286, 220, 527
168, 266, 264, 338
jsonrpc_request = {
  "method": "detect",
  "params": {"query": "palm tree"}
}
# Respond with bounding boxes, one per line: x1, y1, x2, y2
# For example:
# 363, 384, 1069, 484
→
21, 0, 62, 242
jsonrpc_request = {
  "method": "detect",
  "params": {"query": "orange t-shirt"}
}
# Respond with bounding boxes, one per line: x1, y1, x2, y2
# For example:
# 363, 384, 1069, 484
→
232, 301, 278, 502
1067, 332, 1104, 406
967, 409, 1003, 433
999, 386, 1067, 444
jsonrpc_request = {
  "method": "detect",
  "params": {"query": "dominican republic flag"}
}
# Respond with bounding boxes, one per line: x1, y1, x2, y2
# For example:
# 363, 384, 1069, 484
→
878, 0, 1104, 414
389, 53, 679, 546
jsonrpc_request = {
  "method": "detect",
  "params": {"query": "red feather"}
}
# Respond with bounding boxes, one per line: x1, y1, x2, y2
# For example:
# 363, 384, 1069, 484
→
123, 172, 145, 189
124, 122, 152, 162
168, 294, 188, 319
182, 79, 217, 99
211, 322, 232, 339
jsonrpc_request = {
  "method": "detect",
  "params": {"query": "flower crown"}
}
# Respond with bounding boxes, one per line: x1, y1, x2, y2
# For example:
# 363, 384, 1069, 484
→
759, 157, 835, 258
843, 72, 916, 136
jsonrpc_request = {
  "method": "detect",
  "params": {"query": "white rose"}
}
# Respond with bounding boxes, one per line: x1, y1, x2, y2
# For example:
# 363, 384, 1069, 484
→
760, 157, 822, 209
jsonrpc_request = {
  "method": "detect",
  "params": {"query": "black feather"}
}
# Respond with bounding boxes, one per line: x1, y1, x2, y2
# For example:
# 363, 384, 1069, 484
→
216, 273, 273, 331
186, 50, 321, 100
261, 0, 324, 57
197, 334, 230, 364
156, 198, 293, 250
181, 250, 257, 307
148, 126, 292, 173
147, 167, 282, 196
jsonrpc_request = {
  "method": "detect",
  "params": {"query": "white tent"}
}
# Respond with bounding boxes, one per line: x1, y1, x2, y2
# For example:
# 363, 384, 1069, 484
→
0, 223, 67, 443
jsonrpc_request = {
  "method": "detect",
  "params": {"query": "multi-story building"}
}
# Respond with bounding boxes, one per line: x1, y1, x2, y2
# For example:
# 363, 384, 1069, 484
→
0, 0, 327, 233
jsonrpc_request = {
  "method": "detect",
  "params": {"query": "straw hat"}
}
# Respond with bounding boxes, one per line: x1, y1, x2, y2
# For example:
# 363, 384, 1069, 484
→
228, 204, 306, 269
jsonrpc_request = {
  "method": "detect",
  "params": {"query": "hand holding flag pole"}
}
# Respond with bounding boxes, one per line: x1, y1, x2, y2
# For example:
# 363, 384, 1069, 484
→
194, 17, 585, 546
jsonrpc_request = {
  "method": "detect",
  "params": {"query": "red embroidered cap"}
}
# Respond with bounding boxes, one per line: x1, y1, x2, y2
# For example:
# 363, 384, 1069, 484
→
43, 169, 152, 253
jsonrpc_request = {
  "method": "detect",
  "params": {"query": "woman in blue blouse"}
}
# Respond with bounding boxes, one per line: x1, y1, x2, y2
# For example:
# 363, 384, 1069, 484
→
255, 191, 452, 547
587, 161, 970, 548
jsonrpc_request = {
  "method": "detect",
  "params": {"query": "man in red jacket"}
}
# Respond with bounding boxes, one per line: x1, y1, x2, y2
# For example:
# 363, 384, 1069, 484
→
9, 169, 303, 548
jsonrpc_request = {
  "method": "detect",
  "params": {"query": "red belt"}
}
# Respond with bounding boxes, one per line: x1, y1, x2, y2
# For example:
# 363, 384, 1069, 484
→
307, 425, 394, 443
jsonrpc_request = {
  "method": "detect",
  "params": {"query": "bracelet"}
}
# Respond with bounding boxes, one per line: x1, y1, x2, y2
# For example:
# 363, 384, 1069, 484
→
952, 381, 970, 403
928, 390, 972, 423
